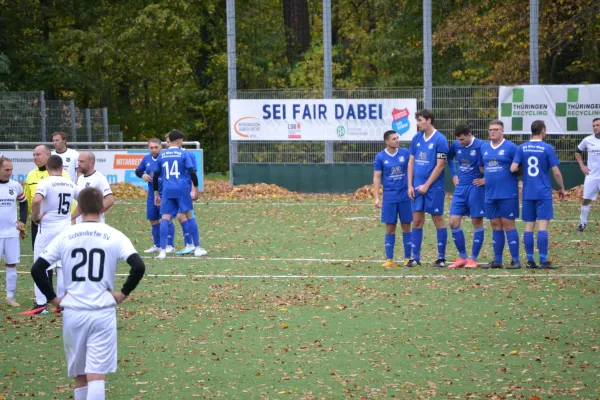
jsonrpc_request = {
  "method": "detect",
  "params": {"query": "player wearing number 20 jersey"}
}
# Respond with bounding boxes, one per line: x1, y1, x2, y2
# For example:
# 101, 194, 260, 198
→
31, 187, 145, 400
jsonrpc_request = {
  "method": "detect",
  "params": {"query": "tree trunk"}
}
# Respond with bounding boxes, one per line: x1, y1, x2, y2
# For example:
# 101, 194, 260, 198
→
283, 0, 310, 64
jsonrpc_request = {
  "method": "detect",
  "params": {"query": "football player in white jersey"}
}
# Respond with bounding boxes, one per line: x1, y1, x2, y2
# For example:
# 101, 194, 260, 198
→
74, 152, 114, 223
22, 155, 80, 315
51, 131, 79, 181
575, 118, 600, 232
31, 187, 145, 400
0, 157, 28, 307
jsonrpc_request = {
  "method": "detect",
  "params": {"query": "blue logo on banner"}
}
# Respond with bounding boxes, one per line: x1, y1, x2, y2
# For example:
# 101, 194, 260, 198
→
125, 170, 147, 189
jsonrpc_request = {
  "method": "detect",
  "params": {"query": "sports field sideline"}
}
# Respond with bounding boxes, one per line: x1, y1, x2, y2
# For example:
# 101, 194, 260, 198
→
1, 197, 599, 398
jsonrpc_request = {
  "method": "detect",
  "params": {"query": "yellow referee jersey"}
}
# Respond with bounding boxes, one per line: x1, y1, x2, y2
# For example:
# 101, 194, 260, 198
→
25, 167, 72, 214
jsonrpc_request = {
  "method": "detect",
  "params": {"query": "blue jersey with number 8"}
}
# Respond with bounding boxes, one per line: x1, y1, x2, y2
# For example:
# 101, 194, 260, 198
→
155, 148, 194, 199
513, 140, 560, 200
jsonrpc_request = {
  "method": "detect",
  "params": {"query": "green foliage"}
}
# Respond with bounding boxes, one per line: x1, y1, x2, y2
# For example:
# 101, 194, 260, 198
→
0, 0, 597, 171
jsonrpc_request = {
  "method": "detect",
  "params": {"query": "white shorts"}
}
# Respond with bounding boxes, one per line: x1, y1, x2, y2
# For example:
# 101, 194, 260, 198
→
0, 237, 20, 264
63, 307, 117, 377
34, 232, 61, 269
583, 178, 600, 201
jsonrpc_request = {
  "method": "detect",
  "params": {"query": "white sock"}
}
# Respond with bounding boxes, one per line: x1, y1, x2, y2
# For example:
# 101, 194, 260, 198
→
87, 380, 105, 400
34, 283, 46, 305
581, 205, 591, 224
6, 267, 17, 298
74, 386, 88, 400
56, 267, 65, 298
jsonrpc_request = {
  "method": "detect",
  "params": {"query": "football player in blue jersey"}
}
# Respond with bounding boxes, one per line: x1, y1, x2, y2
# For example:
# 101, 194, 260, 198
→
511, 120, 565, 269
407, 109, 449, 268
447, 124, 486, 268
480, 120, 521, 269
373, 130, 413, 268
135, 138, 165, 254
153, 130, 205, 259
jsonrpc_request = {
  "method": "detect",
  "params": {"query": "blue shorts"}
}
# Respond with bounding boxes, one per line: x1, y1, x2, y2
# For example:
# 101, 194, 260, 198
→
160, 196, 194, 216
146, 199, 160, 221
485, 198, 519, 220
411, 188, 445, 215
381, 201, 413, 224
170, 207, 196, 220
450, 185, 485, 218
522, 199, 553, 222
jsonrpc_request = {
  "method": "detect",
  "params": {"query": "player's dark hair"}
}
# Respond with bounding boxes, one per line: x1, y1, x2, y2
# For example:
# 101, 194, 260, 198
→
47, 154, 63, 170
415, 109, 435, 124
148, 138, 162, 146
52, 131, 67, 141
454, 124, 471, 137
383, 130, 397, 141
0, 156, 11, 168
78, 187, 103, 215
531, 120, 546, 136
168, 130, 185, 142
593, 118, 600, 123
489, 119, 504, 128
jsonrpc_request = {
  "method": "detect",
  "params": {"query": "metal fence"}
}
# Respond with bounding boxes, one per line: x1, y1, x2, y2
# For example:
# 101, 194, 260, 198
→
233, 86, 587, 164
0, 91, 122, 144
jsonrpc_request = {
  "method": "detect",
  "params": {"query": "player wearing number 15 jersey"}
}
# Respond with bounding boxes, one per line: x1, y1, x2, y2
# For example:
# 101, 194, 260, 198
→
511, 120, 565, 269
22, 155, 81, 315
31, 187, 146, 400
153, 130, 204, 259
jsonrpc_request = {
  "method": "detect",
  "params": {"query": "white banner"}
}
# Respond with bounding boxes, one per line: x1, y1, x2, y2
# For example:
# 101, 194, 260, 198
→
499, 85, 600, 134
0, 150, 204, 191
230, 98, 418, 141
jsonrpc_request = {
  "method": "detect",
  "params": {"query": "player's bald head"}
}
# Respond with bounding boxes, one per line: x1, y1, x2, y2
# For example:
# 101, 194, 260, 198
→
78, 151, 96, 175
33, 145, 51, 167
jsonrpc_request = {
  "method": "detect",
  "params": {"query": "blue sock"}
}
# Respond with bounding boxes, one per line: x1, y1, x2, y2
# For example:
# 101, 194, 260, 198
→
151, 224, 160, 247
188, 218, 200, 247
384, 233, 395, 260
411, 228, 423, 261
451, 227, 468, 259
506, 229, 520, 262
159, 219, 169, 250
524, 231, 535, 262
402, 232, 412, 259
472, 228, 484, 261
492, 230, 505, 263
168, 222, 175, 247
183, 223, 192, 245
538, 230, 549, 263
437, 228, 448, 259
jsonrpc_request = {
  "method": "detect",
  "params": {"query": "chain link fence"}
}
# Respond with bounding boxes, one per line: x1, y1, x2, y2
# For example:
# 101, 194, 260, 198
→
0, 91, 122, 146
235, 86, 587, 164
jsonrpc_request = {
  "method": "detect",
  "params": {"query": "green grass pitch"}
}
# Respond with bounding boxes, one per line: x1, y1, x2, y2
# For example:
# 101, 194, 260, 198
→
1, 198, 599, 399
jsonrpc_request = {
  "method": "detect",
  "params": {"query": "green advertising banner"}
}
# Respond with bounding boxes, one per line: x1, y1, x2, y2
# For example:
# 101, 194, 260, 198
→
499, 85, 600, 134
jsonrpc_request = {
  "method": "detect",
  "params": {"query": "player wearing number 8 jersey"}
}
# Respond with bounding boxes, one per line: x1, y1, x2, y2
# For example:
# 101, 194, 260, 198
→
511, 120, 565, 269
22, 155, 81, 315
31, 187, 146, 400
153, 130, 204, 259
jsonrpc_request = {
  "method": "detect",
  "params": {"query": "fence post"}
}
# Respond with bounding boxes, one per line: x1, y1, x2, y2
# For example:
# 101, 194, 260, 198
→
529, 0, 539, 84
119, 131, 123, 142
227, 0, 237, 185
102, 107, 109, 141
323, 0, 334, 163
422, 0, 433, 109
69, 100, 78, 143
85, 108, 92, 142
40, 91, 46, 142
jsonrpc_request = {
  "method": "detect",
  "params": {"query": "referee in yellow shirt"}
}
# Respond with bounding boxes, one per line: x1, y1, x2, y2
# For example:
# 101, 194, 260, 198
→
22, 145, 71, 315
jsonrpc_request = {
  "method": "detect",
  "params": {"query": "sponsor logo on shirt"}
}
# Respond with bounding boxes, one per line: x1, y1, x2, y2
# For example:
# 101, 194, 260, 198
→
470, 150, 476, 156
419, 151, 427, 161
488, 159, 498, 166
499, 150, 505, 155
399, 156, 405, 162
428, 143, 434, 149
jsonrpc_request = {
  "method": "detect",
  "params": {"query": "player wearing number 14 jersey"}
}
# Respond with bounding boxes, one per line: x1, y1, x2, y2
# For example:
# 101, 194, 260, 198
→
511, 120, 565, 269
153, 130, 204, 259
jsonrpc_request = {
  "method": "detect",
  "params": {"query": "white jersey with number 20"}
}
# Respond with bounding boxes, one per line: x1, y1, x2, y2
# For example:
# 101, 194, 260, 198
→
39, 222, 138, 310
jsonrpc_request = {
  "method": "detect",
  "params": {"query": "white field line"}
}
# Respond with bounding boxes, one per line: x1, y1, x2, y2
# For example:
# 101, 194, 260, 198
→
18, 254, 600, 267
2, 270, 599, 279
344, 217, 584, 223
